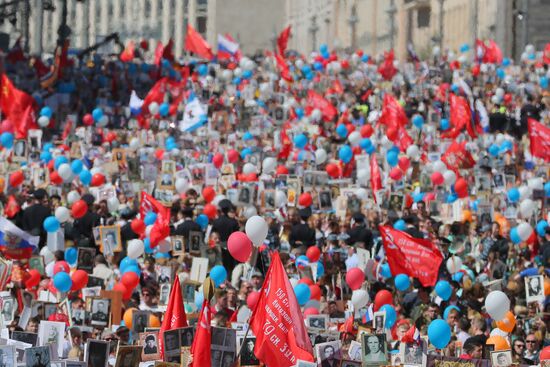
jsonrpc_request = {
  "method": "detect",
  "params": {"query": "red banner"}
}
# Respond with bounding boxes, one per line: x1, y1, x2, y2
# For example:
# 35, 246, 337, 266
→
370, 154, 382, 202
379, 94, 408, 130
528, 118, 550, 162
307, 90, 337, 122
441, 94, 475, 139
249, 252, 314, 367
159, 277, 187, 360
277, 26, 291, 56
189, 299, 211, 367
379, 226, 443, 287
140, 192, 170, 247
441, 140, 476, 171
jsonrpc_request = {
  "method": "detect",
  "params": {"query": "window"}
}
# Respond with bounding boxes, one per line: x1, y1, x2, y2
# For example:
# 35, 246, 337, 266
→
417, 7, 430, 28
197, 16, 207, 34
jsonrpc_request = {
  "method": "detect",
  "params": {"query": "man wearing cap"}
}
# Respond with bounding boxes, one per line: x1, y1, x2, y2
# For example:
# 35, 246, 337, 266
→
19, 188, 51, 245
346, 212, 373, 251
289, 207, 316, 255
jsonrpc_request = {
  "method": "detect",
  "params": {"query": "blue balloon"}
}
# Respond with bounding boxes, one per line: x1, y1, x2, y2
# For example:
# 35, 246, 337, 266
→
232, 77, 241, 85
339, 145, 353, 164
313, 62, 323, 71
320, 44, 328, 54
196, 214, 208, 229
159, 102, 170, 117
123, 265, 141, 276
541, 76, 549, 89
440, 118, 450, 130
40, 106, 53, 118
321, 51, 330, 60
360, 138, 372, 151
79, 170, 92, 185
500, 140, 513, 153
40, 151, 52, 163
336, 124, 348, 138
243, 132, 253, 141
43, 216, 60, 233
488, 144, 499, 157
394, 274, 410, 291
144, 238, 154, 254
394, 219, 406, 231
54, 156, 69, 170
294, 134, 308, 149
242, 70, 253, 79
537, 220, 549, 236
380, 304, 397, 328
166, 136, 175, 145
366, 144, 376, 155
451, 84, 459, 93
198, 64, 208, 76
92, 107, 103, 122
496, 68, 505, 79
119, 257, 138, 273
412, 115, 424, 129
0, 132, 13, 149
144, 212, 158, 226
507, 188, 520, 203
452, 272, 464, 282
413, 192, 425, 203
380, 263, 392, 278
520, 267, 539, 278
301, 65, 311, 75
53, 272, 72, 293
435, 280, 452, 301
545, 182, 550, 197
305, 72, 313, 81
459, 43, 470, 53
210, 265, 227, 287
428, 319, 451, 349
443, 305, 460, 320
295, 108, 305, 118
65, 247, 78, 265
294, 283, 311, 306
446, 193, 458, 203
241, 147, 252, 159
361, 54, 369, 62
154, 252, 171, 260
42, 142, 53, 152
70, 160, 83, 174
510, 227, 522, 244
316, 261, 325, 278
386, 150, 398, 167
195, 292, 204, 309
502, 58, 511, 66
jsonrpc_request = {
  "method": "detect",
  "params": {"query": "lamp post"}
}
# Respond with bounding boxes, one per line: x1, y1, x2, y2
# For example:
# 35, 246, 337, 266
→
309, 15, 319, 52
387, 0, 396, 50
348, 5, 358, 50
438, 0, 444, 51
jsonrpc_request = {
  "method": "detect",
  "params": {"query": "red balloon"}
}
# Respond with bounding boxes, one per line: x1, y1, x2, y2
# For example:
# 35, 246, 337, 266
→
398, 156, 410, 171
352, 146, 363, 155
306, 246, 321, 262
386, 126, 398, 141
203, 203, 217, 219
121, 271, 140, 290
471, 64, 480, 77
389, 167, 403, 180
361, 124, 374, 137
26, 269, 41, 288
341, 59, 350, 69
299, 278, 314, 286
310, 285, 321, 300
131, 219, 146, 235
83, 114, 94, 126
71, 200, 88, 219
227, 231, 253, 262
503, 93, 512, 105
245, 173, 258, 182
105, 131, 117, 143
1, 119, 13, 133
298, 193, 313, 207
91, 173, 105, 187
212, 153, 224, 168
247, 291, 260, 310
53, 261, 70, 275
404, 194, 414, 208
540, 346, 550, 361
276, 165, 289, 175
49, 171, 62, 185
113, 282, 132, 300
227, 149, 239, 163
431, 172, 444, 185
304, 307, 319, 316
202, 186, 216, 203
374, 289, 393, 311
454, 177, 469, 198
9, 171, 24, 187
326, 163, 340, 178
71, 269, 89, 291
155, 149, 164, 160
346, 268, 365, 290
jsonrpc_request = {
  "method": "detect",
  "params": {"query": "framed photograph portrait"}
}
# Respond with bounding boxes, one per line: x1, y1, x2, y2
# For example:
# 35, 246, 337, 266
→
315, 340, 342, 367
318, 191, 332, 211
114, 345, 142, 367
239, 337, 259, 366
43, 302, 57, 320
0, 345, 16, 366
179, 326, 195, 347
182, 282, 197, 303
361, 334, 387, 365
172, 236, 185, 256
32, 167, 49, 188
238, 186, 253, 206
38, 320, 65, 357
159, 284, 171, 306
12, 139, 27, 161
11, 331, 38, 346
158, 173, 175, 189
347, 340, 362, 361
188, 231, 203, 256
161, 160, 176, 174
307, 315, 329, 330
1, 296, 15, 324
85, 339, 109, 367
163, 329, 180, 360
132, 310, 150, 334
373, 311, 386, 333
25, 345, 51, 367
77, 248, 96, 273
99, 225, 122, 254
525, 275, 545, 303
157, 266, 172, 285
29, 256, 45, 276
401, 340, 427, 366
112, 148, 127, 165
140, 331, 160, 361
491, 350, 513, 367
90, 298, 111, 327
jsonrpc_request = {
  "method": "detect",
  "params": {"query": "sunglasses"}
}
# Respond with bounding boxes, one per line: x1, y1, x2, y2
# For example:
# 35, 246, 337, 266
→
515, 344, 525, 348
526, 340, 536, 344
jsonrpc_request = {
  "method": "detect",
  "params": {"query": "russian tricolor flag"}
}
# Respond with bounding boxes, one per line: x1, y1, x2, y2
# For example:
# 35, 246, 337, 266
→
217, 34, 241, 61
0, 217, 39, 259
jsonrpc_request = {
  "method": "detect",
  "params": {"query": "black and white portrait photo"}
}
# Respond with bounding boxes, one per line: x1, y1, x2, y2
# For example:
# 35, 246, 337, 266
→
157, 266, 172, 284
90, 298, 111, 326
491, 350, 513, 367
85, 339, 109, 367
179, 326, 195, 347
132, 311, 149, 334
159, 284, 171, 306
307, 315, 328, 330
189, 231, 203, 254
140, 331, 160, 361
525, 275, 545, 303
13, 140, 27, 159
77, 248, 96, 273
0, 345, 15, 367
25, 346, 50, 367
315, 341, 342, 367
115, 346, 142, 367
402, 341, 426, 366
11, 331, 38, 346
238, 187, 252, 205
240, 337, 259, 366
99, 225, 122, 255
183, 282, 197, 302
163, 329, 180, 354
318, 191, 332, 210
373, 311, 386, 333
38, 320, 65, 357
172, 236, 184, 255
1, 296, 14, 323
347, 340, 362, 362
362, 334, 387, 365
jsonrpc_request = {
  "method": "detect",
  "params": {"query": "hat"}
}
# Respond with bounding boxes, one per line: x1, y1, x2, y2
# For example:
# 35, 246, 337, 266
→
352, 212, 365, 222
251, 270, 263, 278
82, 193, 95, 206
33, 189, 47, 200
298, 207, 312, 219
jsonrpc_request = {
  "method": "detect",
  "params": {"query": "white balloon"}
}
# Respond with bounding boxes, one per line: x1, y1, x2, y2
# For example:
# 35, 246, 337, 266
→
518, 186, 532, 200
145, 224, 153, 237
348, 131, 362, 146
58, 163, 73, 181
311, 109, 322, 122
233, 67, 242, 77
356, 188, 368, 201
446, 256, 463, 274
129, 138, 140, 150
432, 161, 447, 173
98, 115, 108, 127
357, 168, 369, 182
149, 102, 159, 115
491, 95, 500, 104
40, 246, 55, 264
380, 136, 393, 149
517, 222, 533, 241
157, 239, 171, 253
406, 145, 420, 160
443, 170, 457, 186
45, 261, 55, 278
262, 157, 277, 174
275, 190, 287, 208
243, 163, 257, 175
171, 148, 181, 157
495, 88, 505, 98
484, 291, 510, 321
351, 289, 370, 309
519, 199, 535, 218
495, 133, 505, 145
107, 196, 120, 212
175, 178, 190, 194
213, 195, 226, 207
38, 115, 50, 127
243, 206, 257, 219
315, 149, 328, 165
480, 63, 488, 73
90, 167, 102, 176
528, 177, 543, 190
55, 207, 70, 223
127, 239, 144, 259
221, 69, 233, 81
295, 59, 304, 70
245, 216, 268, 246
67, 191, 81, 205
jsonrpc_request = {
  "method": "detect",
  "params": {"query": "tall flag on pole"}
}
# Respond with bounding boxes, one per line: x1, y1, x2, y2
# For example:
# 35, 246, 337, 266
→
185, 25, 214, 60
158, 276, 188, 360
277, 26, 291, 56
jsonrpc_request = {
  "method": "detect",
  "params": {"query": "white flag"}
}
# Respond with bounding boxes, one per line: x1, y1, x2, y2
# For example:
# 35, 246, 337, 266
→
179, 98, 207, 132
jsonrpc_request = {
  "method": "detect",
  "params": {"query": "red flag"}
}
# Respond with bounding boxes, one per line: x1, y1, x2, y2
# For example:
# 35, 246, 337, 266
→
277, 26, 291, 56
485, 40, 503, 64
120, 41, 135, 63
5, 195, 20, 218
139, 192, 170, 247
379, 225, 443, 287
396, 125, 414, 152
544, 43, 550, 65
401, 325, 421, 343
370, 154, 382, 203
441, 94, 475, 139
378, 50, 398, 81
275, 53, 293, 82
154, 41, 164, 66
185, 25, 214, 60
441, 140, 476, 171
307, 90, 337, 122
189, 299, 212, 367
158, 277, 188, 360
249, 252, 314, 367
162, 38, 175, 63
379, 94, 408, 130
61, 116, 73, 140
0, 75, 37, 138
528, 118, 550, 162
332, 79, 344, 95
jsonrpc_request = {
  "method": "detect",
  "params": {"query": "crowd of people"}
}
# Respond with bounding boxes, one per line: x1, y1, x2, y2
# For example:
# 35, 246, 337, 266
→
0, 31, 548, 367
